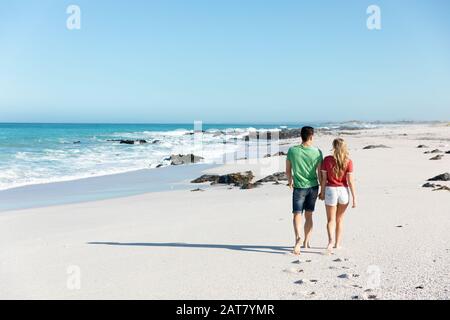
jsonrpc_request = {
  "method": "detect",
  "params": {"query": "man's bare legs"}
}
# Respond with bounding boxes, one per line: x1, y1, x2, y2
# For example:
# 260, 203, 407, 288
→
293, 213, 302, 255
303, 211, 313, 248
335, 203, 348, 249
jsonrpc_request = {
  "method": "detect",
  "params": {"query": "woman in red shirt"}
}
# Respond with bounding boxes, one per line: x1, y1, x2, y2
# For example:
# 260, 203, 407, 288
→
319, 138, 357, 251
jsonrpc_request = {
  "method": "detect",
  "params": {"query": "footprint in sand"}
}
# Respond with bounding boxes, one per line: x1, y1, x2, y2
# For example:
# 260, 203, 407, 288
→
283, 268, 304, 274
363, 294, 378, 300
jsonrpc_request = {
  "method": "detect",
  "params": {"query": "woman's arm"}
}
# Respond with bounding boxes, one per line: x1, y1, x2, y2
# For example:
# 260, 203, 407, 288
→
347, 172, 357, 208
286, 159, 293, 189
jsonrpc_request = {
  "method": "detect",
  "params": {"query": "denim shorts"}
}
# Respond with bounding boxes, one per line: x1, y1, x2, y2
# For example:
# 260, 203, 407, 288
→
292, 186, 319, 214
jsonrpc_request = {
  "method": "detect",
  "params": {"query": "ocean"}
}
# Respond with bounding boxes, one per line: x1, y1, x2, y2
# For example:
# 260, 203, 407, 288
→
0, 122, 377, 191
0, 123, 286, 191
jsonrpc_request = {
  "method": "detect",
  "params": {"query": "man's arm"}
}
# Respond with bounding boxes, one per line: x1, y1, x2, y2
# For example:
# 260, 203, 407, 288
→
286, 159, 293, 189
319, 169, 327, 200
317, 162, 323, 185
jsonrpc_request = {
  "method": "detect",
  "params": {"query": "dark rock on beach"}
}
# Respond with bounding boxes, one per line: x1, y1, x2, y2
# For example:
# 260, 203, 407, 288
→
424, 149, 443, 154
217, 171, 254, 186
432, 186, 450, 192
429, 155, 443, 160
417, 145, 429, 148
191, 174, 220, 184
272, 151, 287, 156
240, 182, 261, 190
192, 171, 255, 188
427, 173, 450, 181
278, 128, 303, 140
167, 154, 204, 165
422, 182, 436, 188
256, 172, 288, 183
363, 145, 390, 150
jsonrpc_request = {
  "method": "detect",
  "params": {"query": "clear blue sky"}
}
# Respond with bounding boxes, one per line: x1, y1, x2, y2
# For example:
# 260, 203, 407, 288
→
0, 0, 449, 123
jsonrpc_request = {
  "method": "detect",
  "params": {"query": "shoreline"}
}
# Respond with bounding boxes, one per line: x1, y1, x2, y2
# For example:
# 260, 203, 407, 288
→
1, 122, 448, 212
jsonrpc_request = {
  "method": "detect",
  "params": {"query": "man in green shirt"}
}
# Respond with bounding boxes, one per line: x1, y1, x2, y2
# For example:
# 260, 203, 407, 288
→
286, 126, 323, 255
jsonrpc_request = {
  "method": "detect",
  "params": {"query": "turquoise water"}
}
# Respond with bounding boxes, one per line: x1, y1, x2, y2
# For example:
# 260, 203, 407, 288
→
0, 123, 293, 190
0, 122, 378, 191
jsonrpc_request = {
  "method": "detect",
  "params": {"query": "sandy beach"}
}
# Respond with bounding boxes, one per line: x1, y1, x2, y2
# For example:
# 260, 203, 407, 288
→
1, 123, 449, 300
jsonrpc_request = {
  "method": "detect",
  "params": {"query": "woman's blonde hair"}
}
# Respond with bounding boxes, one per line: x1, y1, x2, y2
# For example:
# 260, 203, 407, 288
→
332, 138, 349, 178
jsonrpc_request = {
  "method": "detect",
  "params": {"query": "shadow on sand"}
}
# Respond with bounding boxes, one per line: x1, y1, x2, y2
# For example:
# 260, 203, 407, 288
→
87, 242, 297, 255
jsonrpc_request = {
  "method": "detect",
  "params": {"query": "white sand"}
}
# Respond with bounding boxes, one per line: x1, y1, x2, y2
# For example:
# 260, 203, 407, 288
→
1, 123, 449, 299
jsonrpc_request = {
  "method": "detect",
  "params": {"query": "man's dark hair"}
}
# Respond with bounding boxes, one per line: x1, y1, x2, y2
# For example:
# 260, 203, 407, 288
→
300, 126, 314, 142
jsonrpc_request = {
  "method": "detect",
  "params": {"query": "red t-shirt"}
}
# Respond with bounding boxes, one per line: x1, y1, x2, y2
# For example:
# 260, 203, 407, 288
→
321, 155, 353, 187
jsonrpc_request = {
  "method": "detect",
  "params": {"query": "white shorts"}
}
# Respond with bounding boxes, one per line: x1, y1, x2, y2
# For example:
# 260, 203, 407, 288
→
325, 186, 350, 206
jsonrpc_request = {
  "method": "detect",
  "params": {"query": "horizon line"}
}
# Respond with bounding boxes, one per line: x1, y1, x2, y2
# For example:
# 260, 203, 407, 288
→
0, 120, 446, 125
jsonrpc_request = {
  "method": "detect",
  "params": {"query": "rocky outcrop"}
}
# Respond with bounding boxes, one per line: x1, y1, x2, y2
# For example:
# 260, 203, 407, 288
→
424, 149, 443, 154
191, 171, 255, 189
240, 182, 261, 190
422, 182, 437, 188
256, 172, 288, 183
108, 139, 148, 145
191, 174, 220, 184
278, 129, 303, 140
427, 173, 450, 181
363, 145, 390, 150
423, 182, 450, 192
273, 151, 287, 156
433, 186, 450, 192
264, 151, 287, 158
167, 154, 204, 165
217, 171, 254, 186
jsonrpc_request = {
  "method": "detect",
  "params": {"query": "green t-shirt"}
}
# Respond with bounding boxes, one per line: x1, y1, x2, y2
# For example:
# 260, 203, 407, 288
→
287, 145, 323, 188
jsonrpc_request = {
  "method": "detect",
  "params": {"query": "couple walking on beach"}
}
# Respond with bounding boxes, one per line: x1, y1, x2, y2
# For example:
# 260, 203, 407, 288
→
286, 126, 357, 255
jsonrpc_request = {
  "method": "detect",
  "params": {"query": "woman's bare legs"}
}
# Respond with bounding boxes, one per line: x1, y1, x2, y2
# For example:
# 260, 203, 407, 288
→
326, 205, 337, 250
335, 203, 349, 249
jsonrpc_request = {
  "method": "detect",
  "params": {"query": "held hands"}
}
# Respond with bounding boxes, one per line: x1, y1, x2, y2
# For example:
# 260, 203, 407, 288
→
318, 191, 325, 201
288, 179, 293, 189
352, 198, 357, 208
